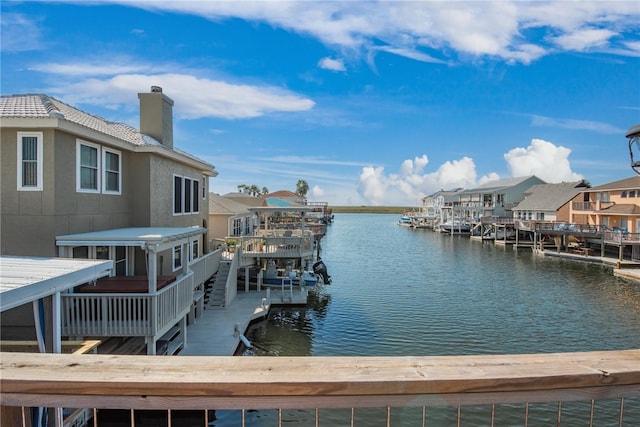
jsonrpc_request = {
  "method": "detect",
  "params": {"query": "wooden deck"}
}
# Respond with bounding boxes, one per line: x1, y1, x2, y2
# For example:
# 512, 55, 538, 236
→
181, 288, 308, 356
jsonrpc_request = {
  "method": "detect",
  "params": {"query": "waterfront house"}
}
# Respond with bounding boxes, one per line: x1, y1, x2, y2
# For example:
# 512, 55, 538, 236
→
457, 175, 546, 220
420, 188, 464, 227
208, 192, 254, 246
570, 176, 640, 232
0, 87, 220, 355
513, 181, 588, 222
570, 176, 640, 259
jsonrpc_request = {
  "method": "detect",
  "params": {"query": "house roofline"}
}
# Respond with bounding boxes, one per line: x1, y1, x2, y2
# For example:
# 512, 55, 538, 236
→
1, 117, 217, 176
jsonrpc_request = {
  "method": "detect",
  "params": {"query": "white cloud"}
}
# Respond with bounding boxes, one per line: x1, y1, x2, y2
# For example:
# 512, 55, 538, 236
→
504, 138, 583, 183
357, 155, 484, 206
358, 166, 389, 206
32, 62, 151, 76
311, 185, 326, 198
49, 73, 315, 119
552, 28, 617, 51
356, 138, 586, 205
1, 13, 43, 52
530, 115, 623, 134
118, 1, 640, 64
318, 57, 346, 72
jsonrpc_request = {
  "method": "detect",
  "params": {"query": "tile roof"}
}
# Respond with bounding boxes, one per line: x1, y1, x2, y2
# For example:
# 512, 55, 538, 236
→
1, 94, 148, 146
265, 190, 300, 198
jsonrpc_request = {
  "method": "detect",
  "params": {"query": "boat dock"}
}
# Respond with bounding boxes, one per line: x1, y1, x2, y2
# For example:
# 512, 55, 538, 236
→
181, 288, 308, 356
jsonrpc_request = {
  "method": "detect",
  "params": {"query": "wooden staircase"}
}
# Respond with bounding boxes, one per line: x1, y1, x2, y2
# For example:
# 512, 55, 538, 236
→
204, 261, 231, 309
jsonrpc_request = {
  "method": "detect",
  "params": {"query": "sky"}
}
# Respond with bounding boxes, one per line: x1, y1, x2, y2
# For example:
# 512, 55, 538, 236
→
1, 1, 639, 206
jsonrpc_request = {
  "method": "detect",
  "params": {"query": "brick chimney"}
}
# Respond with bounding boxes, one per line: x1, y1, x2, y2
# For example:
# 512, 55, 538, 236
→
138, 86, 174, 149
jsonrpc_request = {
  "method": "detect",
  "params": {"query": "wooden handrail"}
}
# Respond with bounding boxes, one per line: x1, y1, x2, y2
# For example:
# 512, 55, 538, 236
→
1, 350, 639, 410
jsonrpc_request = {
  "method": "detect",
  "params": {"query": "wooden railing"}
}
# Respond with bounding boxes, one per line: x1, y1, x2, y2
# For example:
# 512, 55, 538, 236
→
572, 201, 616, 211
1, 350, 638, 424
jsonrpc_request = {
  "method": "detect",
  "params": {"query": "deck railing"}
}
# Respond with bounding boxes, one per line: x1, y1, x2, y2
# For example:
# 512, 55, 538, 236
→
238, 235, 314, 259
61, 251, 220, 339
1, 350, 638, 425
61, 273, 194, 338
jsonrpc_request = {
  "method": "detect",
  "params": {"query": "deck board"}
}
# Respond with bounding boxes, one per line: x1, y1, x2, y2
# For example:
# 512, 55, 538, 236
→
181, 289, 307, 356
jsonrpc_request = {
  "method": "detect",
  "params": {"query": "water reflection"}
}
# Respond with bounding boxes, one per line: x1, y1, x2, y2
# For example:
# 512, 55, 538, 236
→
226, 214, 640, 426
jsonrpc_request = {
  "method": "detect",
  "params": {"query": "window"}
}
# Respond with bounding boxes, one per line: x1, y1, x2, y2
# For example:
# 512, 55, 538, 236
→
77, 141, 122, 194
232, 217, 242, 236
114, 246, 127, 276
72, 246, 89, 258
193, 180, 200, 213
17, 132, 43, 191
77, 141, 100, 192
184, 178, 192, 213
174, 175, 183, 214
173, 175, 200, 215
173, 245, 183, 271
103, 148, 121, 194
190, 240, 199, 262
629, 190, 636, 198
621, 191, 628, 198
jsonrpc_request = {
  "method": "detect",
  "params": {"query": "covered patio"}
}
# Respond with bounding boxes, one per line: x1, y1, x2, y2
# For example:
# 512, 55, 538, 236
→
55, 227, 220, 355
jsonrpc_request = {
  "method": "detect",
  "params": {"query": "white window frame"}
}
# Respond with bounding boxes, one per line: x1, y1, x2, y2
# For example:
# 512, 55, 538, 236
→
102, 147, 122, 195
184, 177, 193, 214
173, 175, 183, 215
76, 140, 101, 193
17, 131, 43, 191
173, 174, 200, 215
190, 239, 200, 263
173, 245, 183, 271
193, 179, 200, 213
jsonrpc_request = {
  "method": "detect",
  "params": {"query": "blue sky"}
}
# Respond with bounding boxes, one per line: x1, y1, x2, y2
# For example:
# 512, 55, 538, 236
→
2, 1, 639, 206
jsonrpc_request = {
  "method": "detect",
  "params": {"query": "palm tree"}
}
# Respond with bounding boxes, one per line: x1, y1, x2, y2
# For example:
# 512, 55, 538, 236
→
296, 179, 309, 198
237, 184, 247, 193
261, 187, 269, 196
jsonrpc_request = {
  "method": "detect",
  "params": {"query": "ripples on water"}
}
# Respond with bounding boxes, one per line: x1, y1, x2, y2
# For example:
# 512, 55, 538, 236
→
230, 214, 640, 426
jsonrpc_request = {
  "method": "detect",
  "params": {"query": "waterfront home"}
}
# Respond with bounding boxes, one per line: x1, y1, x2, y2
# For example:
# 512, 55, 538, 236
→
457, 175, 546, 221
208, 192, 254, 246
570, 176, 640, 233
0, 87, 219, 355
513, 181, 588, 222
424, 187, 464, 227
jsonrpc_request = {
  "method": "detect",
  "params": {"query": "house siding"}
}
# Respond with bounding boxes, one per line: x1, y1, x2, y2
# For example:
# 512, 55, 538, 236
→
1, 127, 140, 256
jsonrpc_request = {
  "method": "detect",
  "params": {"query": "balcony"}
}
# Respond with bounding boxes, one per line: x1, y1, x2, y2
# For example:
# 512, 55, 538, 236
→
235, 233, 315, 261
1, 350, 638, 425
60, 251, 220, 349
573, 201, 616, 211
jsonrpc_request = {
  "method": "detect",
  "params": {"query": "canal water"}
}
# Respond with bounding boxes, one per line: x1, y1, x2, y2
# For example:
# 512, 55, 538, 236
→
226, 213, 640, 426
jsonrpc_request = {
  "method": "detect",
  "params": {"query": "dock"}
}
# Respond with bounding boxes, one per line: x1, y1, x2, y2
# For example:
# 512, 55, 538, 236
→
181, 288, 308, 356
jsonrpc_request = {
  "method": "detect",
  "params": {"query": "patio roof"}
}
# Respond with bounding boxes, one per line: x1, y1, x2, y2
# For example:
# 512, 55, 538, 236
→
0, 256, 113, 312
248, 206, 316, 213
56, 226, 205, 249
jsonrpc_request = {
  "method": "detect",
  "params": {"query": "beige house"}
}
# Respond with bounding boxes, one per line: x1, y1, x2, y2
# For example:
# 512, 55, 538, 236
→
570, 176, 640, 232
208, 192, 254, 244
513, 181, 587, 222
1, 87, 217, 258
1, 87, 220, 355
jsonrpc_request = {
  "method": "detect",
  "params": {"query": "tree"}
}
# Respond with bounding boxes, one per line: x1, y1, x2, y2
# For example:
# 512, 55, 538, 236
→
237, 184, 247, 193
261, 187, 269, 195
296, 179, 309, 197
